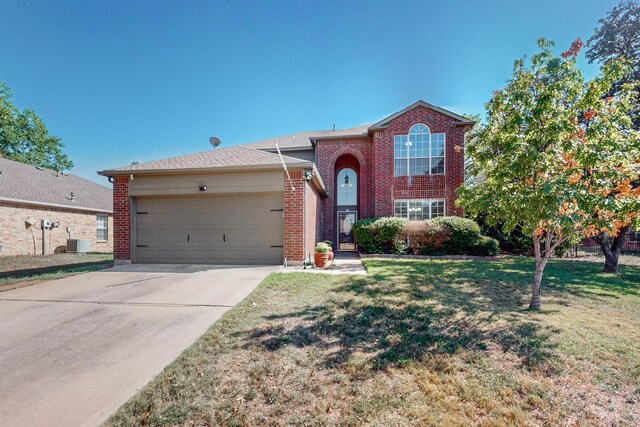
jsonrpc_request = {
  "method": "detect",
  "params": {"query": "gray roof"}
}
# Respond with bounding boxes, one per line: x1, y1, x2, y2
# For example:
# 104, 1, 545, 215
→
99, 145, 310, 175
242, 124, 372, 150
0, 157, 112, 213
98, 101, 474, 177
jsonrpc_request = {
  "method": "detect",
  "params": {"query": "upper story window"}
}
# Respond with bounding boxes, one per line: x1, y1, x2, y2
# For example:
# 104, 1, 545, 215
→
394, 124, 445, 176
336, 168, 357, 206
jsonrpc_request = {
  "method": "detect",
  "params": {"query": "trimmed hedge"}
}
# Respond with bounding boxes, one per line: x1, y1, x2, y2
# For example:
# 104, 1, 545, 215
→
431, 216, 482, 255
354, 216, 499, 256
353, 217, 407, 254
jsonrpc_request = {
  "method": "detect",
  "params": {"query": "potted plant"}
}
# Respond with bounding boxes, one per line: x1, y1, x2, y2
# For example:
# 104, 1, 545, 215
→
322, 240, 334, 260
314, 243, 330, 268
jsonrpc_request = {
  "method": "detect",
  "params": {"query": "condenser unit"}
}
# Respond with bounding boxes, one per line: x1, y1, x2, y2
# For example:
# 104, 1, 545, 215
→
67, 239, 92, 253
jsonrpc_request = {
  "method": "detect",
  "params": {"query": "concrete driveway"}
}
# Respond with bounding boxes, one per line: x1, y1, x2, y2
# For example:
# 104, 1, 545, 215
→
0, 263, 279, 427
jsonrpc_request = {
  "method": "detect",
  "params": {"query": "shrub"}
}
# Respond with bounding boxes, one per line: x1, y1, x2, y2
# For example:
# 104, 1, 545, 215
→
432, 217, 483, 255
314, 244, 329, 254
468, 236, 500, 256
476, 214, 533, 255
321, 240, 334, 249
353, 217, 407, 254
401, 221, 451, 255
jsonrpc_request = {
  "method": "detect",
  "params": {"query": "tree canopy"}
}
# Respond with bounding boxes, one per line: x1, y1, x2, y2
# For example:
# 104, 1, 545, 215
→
458, 38, 640, 309
585, 0, 640, 271
0, 81, 73, 170
586, 0, 640, 129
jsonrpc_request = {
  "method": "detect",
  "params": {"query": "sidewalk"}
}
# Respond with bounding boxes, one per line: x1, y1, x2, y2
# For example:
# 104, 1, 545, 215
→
281, 252, 367, 275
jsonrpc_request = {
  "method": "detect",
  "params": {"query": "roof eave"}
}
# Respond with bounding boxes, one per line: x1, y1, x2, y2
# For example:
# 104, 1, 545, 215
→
369, 100, 475, 130
98, 161, 314, 177
0, 197, 113, 214
258, 146, 314, 152
309, 133, 370, 142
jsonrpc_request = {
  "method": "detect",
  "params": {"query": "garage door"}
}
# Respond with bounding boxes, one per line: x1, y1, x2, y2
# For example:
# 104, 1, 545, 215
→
134, 195, 283, 264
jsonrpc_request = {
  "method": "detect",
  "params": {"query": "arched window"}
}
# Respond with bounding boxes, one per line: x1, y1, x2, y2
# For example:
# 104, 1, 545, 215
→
336, 168, 357, 206
394, 123, 445, 176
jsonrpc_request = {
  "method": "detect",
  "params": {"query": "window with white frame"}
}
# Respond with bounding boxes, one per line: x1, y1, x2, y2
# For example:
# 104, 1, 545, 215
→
394, 199, 445, 220
394, 123, 445, 176
96, 215, 108, 241
630, 229, 640, 242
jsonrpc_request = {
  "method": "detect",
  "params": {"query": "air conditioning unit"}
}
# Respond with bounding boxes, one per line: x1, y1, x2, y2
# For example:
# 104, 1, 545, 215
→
67, 239, 92, 253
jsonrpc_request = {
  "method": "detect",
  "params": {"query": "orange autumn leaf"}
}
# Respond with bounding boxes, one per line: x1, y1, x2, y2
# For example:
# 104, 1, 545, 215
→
568, 172, 582, 183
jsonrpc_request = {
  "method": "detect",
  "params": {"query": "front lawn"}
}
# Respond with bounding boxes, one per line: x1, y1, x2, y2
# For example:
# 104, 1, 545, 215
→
0, 253, 113, 290
107, 257, 640, 426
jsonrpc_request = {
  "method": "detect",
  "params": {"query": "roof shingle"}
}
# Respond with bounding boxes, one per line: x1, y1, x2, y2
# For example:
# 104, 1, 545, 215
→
0, 157, 112, 213
242, 124, 372, 150
99, 145, 310, 174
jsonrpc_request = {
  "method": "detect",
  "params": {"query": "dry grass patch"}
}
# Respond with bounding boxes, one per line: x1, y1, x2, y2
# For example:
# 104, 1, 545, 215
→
106, 257, 640, 426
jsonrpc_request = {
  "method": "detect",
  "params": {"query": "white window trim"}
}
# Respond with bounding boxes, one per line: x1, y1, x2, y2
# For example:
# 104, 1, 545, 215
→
393, 123, 446, 177
394, 198, 447, 220
96, 214, 109, 242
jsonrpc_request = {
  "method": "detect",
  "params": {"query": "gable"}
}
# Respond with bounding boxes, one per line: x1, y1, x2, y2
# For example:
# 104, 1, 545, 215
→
369, 100, 474, 131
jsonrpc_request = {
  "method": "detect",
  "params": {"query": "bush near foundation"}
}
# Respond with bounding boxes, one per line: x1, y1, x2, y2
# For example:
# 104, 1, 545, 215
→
352, 217, 407, 254
354, 216, 499, 256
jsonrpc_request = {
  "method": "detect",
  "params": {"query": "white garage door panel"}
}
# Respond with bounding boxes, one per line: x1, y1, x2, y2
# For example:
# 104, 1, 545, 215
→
135, 195, 283, 265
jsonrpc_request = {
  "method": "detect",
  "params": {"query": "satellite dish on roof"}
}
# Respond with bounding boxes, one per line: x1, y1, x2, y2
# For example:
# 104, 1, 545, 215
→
209, 136, 221, 149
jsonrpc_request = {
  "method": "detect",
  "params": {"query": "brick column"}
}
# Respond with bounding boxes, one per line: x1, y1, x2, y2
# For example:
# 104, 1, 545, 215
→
283, 170, 305, 264
113, 176, 131, 263
373, 131, 394, 217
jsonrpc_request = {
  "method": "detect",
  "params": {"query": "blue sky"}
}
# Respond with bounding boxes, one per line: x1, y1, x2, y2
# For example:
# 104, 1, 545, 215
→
1, 0, 619, 184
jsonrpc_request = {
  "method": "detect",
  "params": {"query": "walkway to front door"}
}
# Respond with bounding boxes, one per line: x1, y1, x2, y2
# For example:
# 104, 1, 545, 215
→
280, 251, 367, 275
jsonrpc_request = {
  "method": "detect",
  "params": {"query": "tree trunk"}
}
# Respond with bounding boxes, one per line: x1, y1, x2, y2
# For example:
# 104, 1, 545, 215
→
530, 261, 544, 310
529, 235, 548, 310
529, 232, 561, 310
597, 226, 628, 273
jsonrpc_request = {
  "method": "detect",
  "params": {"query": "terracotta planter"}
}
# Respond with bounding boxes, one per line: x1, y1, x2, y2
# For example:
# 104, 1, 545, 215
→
314, 252, 329, 268
327, 250, 334, 261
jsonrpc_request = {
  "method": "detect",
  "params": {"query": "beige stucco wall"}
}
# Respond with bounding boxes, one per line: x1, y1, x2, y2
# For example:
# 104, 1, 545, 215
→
0, 202, 113, 256
128, 170, 284, 197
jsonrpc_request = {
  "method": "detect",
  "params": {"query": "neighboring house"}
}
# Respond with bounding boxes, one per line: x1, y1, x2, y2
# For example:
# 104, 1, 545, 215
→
99, 100, 474, 265
0, 157, 113, 256
581, 229, 640, 253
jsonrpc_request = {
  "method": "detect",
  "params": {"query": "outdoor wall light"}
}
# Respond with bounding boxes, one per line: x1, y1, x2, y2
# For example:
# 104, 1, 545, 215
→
341, 173, 352, 187
197, 182, 208, 191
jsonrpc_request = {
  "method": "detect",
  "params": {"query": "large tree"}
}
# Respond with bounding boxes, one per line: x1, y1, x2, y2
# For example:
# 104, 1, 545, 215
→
586, 0, 640, 272
0, 81, 72, 170
458, 39, 640, 310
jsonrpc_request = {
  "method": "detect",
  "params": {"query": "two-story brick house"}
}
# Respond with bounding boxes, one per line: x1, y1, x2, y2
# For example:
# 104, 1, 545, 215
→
99, 100, 474, 265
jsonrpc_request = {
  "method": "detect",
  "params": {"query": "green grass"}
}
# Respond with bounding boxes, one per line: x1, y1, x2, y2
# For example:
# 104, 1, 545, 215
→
106, 257, 640, 426
0, 253, 113, 289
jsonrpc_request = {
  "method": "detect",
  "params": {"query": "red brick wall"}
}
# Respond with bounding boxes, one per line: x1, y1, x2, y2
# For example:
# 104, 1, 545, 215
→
316, 138, 373, 242
304, 180, 323, 261
316, 106, 468, 241
283, 170, 305, 263
373, 105, 466, 217
113, 176, 131, 261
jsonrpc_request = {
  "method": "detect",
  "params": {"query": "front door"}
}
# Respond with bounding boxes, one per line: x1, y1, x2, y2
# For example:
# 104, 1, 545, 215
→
337, 211, 357, 251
